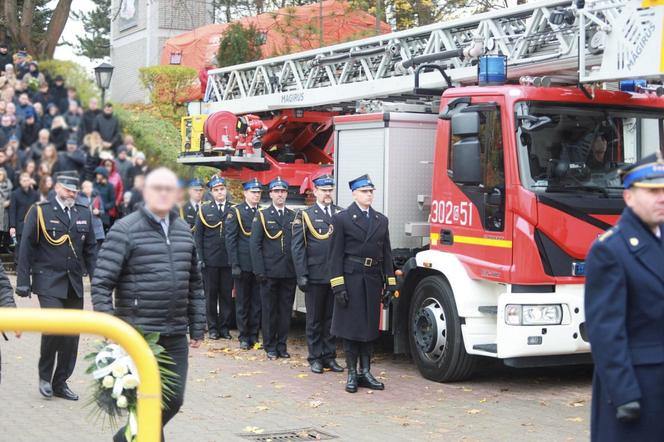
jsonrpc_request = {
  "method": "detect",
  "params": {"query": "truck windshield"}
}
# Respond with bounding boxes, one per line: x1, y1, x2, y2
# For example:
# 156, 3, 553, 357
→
515, 102, 664, 195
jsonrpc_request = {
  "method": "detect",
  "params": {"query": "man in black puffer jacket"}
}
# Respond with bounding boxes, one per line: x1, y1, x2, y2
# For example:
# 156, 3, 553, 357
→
91, 167, 205, 442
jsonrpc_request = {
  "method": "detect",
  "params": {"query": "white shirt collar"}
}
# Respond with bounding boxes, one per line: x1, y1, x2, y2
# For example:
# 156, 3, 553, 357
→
316, 201, 330, 212
55, 196, 69, 212
655, 226, 661, 239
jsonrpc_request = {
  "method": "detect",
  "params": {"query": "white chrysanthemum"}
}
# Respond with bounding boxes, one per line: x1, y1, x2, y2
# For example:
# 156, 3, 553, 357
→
102, 376, 114, 389
116, 395, 128, 409
122, 374, 139, 389
111, 362, 129, 378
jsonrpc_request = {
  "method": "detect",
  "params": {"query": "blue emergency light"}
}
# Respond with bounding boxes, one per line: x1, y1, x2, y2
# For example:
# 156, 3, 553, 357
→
478, 55, 507, 86
619, 79, 647, 93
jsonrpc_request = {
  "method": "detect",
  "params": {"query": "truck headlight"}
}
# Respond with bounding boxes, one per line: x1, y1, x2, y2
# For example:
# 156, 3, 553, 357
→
505, 304, 563, 325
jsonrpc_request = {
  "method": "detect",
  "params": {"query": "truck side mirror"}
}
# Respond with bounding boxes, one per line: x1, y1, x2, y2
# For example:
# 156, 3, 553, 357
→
451, 111, 480, 137
452, 139, 482, 185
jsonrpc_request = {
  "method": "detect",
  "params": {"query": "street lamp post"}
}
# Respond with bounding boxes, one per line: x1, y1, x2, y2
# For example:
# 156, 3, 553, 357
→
94, 62, 114, 107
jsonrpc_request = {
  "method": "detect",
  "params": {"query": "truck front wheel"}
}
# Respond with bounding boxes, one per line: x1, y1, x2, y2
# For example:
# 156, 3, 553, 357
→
408, 276, 476, 382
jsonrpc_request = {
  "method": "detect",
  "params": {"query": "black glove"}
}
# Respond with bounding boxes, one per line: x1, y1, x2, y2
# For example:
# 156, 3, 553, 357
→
231, 265, 242, 278
382, 290, 394, 308
297, 276, 308, 292
15, 286, 30, 298
256, 273, 268, 284
616, 401, 640, 423
335, 290, 349, 307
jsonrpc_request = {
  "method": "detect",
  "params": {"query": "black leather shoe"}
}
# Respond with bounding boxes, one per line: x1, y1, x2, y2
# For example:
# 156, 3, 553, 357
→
267, 351, 279, 360
278, 350, 291, 359
39, 379, 53, 398
310, 360, 324, 374
240, 340, 250, 350
324, 359, 344, 372
219, 331, 232, 340
209, 331, 220, 340
53, 384, 79, 401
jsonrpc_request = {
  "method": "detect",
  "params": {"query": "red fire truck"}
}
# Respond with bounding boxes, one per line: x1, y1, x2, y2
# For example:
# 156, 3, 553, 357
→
180, 0, 664, 381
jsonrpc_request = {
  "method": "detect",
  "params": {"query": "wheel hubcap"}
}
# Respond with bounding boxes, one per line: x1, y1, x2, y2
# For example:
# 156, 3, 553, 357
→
413, 297, 447, 362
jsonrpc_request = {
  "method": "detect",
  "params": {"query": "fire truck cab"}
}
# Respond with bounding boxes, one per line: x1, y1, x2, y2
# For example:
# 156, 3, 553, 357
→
382, 85, 664, 381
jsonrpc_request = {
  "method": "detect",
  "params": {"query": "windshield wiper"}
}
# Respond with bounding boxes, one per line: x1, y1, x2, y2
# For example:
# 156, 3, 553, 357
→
546, 185, 610, 197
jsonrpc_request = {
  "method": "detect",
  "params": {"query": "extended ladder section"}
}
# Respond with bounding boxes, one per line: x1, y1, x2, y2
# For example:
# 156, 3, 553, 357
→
203, 0, 650, 115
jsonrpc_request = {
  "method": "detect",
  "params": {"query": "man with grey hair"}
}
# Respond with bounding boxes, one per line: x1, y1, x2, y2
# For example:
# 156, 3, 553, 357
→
92, 167, 205, 441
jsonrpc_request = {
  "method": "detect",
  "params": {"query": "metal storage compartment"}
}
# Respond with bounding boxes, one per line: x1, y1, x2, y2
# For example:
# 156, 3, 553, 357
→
333, 112, 437, 249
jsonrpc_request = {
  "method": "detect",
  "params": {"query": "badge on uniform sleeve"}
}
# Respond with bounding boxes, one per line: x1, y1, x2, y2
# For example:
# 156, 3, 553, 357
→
630, 237, 639, 246
50, 219, 60, 224
293, 218, 301, 225
76, 220, 87, 225
227, 213, 233, 220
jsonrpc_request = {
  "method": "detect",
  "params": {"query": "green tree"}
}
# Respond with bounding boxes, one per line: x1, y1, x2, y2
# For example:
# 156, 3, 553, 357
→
0, 0, 73, 59
72, 0, 110, 61
216, 23, 264, 68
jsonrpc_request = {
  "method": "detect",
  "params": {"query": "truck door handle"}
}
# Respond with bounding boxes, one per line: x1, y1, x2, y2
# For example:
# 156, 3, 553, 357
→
441, 229, 453, 245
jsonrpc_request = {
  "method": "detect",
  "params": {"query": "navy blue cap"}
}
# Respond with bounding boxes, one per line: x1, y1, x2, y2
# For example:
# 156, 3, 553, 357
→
207, 176, 226, 189
55, 171, 80, 191
621, 152, 664, 189
313, 174, 335, 189
268, 176, 289, 191
243, 178, 262, 191
187, 178, 203, 189
349, 174, 374, 191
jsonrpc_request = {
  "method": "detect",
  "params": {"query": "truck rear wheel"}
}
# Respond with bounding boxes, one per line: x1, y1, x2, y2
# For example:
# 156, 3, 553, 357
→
409, 276, 476, 382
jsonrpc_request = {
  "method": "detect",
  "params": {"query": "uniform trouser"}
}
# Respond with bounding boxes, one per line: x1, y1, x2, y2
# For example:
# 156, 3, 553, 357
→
305, 283, 337, 364
204, 266, 233, 334
235, 271, 261, 344
261, 277, 296, 353
114, 334, 189, 442
343, 339, 373, 361
38, 285, 83, 387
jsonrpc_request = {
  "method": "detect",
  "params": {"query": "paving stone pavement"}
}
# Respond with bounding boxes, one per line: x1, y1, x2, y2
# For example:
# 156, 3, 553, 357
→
1, 279, 592, 442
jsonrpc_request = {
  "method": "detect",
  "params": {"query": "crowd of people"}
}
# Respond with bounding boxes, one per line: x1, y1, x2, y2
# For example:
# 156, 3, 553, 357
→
0, 43, 150, 255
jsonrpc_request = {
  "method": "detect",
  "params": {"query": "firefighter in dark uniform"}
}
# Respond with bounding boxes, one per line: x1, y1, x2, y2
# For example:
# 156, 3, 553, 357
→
291, 174, 344, 373
328, 174, 396, 393
251, 177, 297, 360
226, 178, 262, 350
15, 172, 97, 401
182, 178, 204, 229
194, 176, 233, 340
585, 152, 664, 442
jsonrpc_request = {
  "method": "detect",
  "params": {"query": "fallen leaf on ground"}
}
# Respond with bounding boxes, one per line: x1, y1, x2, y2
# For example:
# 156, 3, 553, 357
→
243, 426, 264, 434
256, 405, 269, 411
309, 400, 323, 408
466, 409, 481, 415
566, 417, 584, 423
569, 400, 585, 407
297, 373, 309, 379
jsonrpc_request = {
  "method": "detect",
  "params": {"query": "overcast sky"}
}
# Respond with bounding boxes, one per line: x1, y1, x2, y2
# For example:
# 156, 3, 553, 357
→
52, 0, 98, 70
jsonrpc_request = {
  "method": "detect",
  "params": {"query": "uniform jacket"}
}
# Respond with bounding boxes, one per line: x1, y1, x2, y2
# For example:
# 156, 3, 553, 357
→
291, 203, 341, 284
194, 200, 231, 267
328, 202, 396, 342
585, 207, 664, 441
250, 205, 296, 279
225, 202, 258, 272
17, 197, 97, 299
9, 187, 39, 236
91, 207, 206, 339
181, 200, 199, 229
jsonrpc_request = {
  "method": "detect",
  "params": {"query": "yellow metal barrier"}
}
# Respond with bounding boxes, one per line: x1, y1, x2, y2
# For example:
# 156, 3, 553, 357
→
0, 308, 162, 442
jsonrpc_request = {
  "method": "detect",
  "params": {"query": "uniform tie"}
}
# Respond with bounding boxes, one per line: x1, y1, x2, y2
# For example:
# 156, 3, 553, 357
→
324, 206, 330, 217
218, 203, 224, 213
278, 209, 284, 218
363, 210, 369, 218
64, 206, 70, 221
